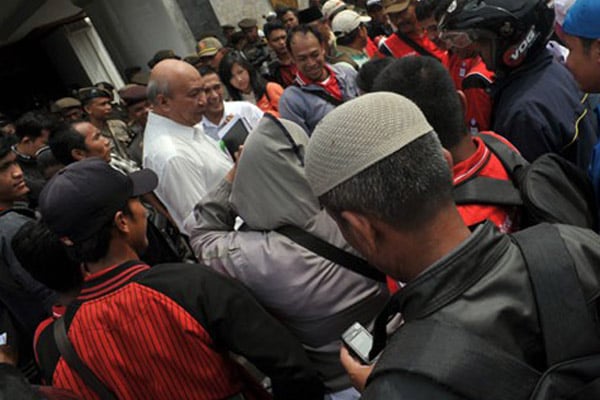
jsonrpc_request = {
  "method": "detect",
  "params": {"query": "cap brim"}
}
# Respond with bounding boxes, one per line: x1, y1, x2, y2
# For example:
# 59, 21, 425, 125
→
385, 1, 410, 13
198, 48, 218, 57
130, 169, 158, 196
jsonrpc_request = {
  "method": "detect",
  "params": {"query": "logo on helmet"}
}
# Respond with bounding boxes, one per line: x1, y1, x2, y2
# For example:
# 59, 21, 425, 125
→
503, 26, 540, 67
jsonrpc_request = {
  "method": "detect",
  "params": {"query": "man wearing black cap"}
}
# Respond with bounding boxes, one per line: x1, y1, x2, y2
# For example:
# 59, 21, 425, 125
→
34, 157, 324, 399
238, 18, 271, 72
118, 84, 149, 165
52, 98, 84, 122
78, 87, 134, 169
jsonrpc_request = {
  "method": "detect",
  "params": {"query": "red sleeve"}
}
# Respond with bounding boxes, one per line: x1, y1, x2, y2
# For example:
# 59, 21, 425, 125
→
33, 317, 54, 369
464, 87, 493, 132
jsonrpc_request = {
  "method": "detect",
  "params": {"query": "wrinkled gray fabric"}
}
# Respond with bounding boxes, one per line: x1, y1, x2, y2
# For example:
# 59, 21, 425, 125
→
231, 117, 318, 231
187, 116, 388, 392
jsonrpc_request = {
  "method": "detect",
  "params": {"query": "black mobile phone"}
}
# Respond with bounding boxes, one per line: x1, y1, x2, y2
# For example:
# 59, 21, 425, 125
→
220, 117, 250, 158
341, 322, 376, 365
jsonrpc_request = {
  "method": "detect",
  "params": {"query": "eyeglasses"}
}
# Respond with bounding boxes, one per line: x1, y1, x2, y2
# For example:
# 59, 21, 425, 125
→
439, 29, 496, 49
439, 31, 474, 49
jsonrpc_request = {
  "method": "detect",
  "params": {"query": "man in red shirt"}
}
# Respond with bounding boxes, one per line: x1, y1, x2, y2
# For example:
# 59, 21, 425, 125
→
374, 56, 518, 232
377, 0, 446, 62
33, 158, 324, 399
414, 0, 494, 133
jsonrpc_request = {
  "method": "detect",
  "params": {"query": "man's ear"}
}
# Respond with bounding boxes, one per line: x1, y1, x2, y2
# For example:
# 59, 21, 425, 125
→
71, 148, 86, 161
83, 104, 91, 115
113, 210, 130, 234
155, 94, 169, 111
594, 39, 600, 63
457, 90, 467, 119
339, 210, 378, 259
442, 148, 454, 169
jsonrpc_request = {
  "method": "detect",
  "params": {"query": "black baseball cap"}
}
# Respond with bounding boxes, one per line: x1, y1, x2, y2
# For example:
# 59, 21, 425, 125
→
298, 6, 324, 24
39, 158, 158, 243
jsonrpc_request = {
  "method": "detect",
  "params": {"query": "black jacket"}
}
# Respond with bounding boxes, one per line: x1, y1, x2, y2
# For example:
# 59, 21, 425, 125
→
363, 222, 600, 398
491, 49, 599, 170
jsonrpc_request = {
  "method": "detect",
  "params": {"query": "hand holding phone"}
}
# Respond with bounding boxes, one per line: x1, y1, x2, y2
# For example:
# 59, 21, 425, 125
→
341, 322, 377, 365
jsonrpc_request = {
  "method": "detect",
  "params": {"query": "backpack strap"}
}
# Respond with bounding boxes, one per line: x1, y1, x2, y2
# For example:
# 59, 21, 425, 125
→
275, 225, 386, 282
477, 133, 528, 175
394, 31, 441, 61
511, 224, 600, 365
303, 88, 344, 107
453, 177, 523, 206
369, 319, 540, 400
53, 317, 117, 400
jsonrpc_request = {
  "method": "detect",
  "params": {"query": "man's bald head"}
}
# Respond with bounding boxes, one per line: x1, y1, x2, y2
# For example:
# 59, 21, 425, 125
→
147, 59, 206, 127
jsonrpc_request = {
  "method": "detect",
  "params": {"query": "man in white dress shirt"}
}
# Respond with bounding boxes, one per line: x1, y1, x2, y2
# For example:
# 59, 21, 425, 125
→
143, 59, 232, 234
198, 66, 264, 141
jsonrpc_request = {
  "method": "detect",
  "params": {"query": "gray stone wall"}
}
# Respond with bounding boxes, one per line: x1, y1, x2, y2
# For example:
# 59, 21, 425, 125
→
209, 0, 309, 29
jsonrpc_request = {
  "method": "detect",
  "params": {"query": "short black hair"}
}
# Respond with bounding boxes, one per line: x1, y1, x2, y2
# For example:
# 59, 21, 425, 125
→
356, 57, 395, 93
198, 65, 218, 77
286, 24, 324, 54
14, 111, 56, 141
0, 135, 13, 159
36, 146, 63, 179
48, 121, 87, 166
415, 0, 438, 21
12, 220, 83, 293
373, 56, 466, 149
276, 6, 298, 19
264, 20, 286, 40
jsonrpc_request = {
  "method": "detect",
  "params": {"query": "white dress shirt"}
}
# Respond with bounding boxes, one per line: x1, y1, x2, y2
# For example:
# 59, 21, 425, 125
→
143, 112, 232, 233
201, 101, 264, 140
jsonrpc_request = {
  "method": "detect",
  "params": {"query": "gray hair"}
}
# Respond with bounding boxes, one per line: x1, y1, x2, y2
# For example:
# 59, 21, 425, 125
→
319, 132, 454, 230
146, 79, 170, 105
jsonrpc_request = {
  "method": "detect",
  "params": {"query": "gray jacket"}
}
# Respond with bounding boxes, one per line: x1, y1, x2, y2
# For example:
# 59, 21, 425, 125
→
364, 221, 600, 399
187, 116, 388, 391
279, 63, 360, 135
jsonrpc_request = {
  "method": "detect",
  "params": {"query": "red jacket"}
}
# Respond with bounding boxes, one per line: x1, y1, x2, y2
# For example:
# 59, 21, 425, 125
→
377, 31, 447, 62
445, 54, 495, 133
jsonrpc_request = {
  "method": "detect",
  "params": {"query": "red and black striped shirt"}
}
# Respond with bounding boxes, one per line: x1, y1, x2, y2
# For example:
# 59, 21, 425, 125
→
35, 261, 323, 399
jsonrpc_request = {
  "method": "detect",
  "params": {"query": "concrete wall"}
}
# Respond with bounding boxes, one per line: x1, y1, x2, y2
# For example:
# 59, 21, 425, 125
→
40, 26, 91, 91
174, 0, 222, 41
73, 0, 196, 74
209, 0, 309, 30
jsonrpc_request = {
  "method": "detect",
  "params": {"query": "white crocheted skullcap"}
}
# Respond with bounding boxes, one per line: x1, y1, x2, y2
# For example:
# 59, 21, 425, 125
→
306, 92, 433, 197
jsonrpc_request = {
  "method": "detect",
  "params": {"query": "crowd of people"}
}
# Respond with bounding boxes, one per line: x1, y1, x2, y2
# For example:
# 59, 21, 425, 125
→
1, 0, 600, 398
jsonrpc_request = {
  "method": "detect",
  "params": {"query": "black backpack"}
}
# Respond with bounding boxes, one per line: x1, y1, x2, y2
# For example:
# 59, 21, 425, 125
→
369, 224, 600, 400
453, 134, 598, 230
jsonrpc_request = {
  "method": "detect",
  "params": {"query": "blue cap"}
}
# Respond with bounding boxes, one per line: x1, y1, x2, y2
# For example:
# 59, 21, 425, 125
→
563, 0, 600, 39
